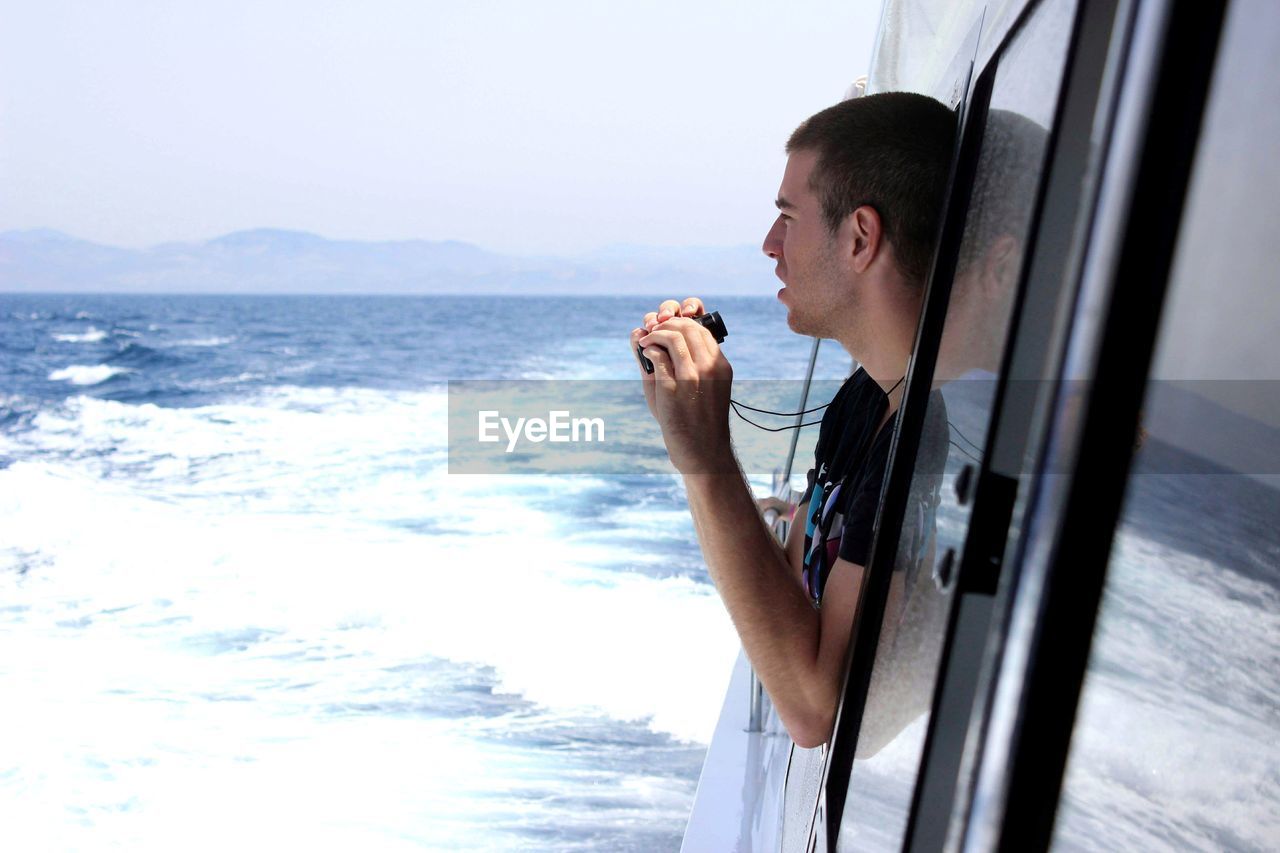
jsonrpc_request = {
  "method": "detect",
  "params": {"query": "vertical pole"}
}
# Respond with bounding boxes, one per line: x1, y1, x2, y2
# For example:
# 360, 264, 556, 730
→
748, 336, 822, 732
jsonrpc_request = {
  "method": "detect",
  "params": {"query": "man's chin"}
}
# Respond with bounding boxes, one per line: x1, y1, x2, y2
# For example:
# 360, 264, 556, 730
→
777, 291, 819, 335
783, 308, 808, 335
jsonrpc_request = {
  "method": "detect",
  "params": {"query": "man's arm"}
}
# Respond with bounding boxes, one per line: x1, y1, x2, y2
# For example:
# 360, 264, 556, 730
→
631, 299, 864, 748
685, 468, 864, 748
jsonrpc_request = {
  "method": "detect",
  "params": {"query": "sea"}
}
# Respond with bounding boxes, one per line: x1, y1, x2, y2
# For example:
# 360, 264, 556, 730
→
2, 294, 1276, 851
0, 293, 853, 852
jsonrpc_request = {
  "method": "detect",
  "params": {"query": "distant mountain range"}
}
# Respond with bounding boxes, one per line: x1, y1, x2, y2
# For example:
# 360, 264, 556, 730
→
0, 229, 780, 296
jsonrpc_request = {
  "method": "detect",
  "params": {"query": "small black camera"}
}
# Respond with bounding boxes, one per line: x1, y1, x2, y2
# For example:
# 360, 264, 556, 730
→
636, 311, 728, 374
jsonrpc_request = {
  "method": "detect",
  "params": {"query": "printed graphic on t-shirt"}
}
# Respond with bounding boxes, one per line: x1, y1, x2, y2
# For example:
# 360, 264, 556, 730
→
803, 479, 845, 603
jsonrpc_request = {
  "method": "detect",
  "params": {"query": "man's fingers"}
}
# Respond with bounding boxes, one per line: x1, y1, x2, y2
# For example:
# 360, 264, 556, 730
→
680, 297, 705, 317
629, 328, 659, 414
756, 496, 795, 517
630, 327, 650, 372
656, 299, 683, 323
651, 317, 713, 365
639, 329, 698, 381
642, 345, 678, 390
645, 297, 705, 329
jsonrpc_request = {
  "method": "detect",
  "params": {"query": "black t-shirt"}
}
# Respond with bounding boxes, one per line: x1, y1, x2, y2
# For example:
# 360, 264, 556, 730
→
799, 369, 951, 604
799, 369, 893, 603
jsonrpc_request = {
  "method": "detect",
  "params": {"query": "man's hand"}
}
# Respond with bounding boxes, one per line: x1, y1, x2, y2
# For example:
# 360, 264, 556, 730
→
643, 297, 706, 331
632, 297, 708, 415
628, 297, 734, 475
756, 495, 797, 523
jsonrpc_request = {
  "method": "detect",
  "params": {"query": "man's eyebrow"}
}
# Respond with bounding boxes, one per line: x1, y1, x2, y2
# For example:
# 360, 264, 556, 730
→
775, 196, 795, 211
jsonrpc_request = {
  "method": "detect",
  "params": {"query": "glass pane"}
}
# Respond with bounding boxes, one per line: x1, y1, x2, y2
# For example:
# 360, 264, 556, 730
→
1051, 0, 1280, 849
837, 0, 1077, 847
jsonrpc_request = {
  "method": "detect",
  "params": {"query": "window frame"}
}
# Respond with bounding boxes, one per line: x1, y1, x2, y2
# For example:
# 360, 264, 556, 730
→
960, 0, 1232, 848
809, 0, 1233, 848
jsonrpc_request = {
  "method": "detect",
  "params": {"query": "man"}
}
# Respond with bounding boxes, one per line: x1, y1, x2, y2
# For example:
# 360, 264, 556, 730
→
628, 93, 955, 748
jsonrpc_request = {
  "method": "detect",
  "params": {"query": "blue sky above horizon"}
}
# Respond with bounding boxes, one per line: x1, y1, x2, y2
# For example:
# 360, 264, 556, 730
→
0, 0, 882, 255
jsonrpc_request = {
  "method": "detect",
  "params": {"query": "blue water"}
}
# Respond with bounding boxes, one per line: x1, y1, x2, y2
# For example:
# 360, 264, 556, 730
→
7, 294, 1274, 850
0, 293, 851, 850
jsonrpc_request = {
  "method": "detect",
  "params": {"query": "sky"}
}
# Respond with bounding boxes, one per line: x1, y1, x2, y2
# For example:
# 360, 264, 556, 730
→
0, 0, 883, 255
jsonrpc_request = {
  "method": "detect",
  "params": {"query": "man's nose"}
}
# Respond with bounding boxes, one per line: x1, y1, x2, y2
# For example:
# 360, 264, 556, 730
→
762, 216, 784, 259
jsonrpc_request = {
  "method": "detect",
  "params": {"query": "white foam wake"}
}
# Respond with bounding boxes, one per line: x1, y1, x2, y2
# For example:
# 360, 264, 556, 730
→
0, 384, 774, 848
52, 326, 109, 343
167, 336, 235, 347
1052, 528, 1280, 850
47, 365, 134, 385
0, 387, 738, 744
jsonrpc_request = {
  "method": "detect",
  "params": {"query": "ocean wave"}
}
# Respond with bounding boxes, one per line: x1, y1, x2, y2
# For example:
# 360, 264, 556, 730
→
0, 384, 732, 745
179, 371, 267, 389
5, 386, 451, 487
52, 327, 109, 344
0, 456, 734, 745
106, 342, 182, 368
47, 365, 135, 386
167, 336, 235, 348
0, 459, 703, 845
0, 395, 37, 433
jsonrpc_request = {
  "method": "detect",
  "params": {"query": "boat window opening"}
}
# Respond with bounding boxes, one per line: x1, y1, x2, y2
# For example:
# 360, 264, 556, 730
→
811, 24, 994, 851
1051, 0, 1280, 846
686, 0, 1277, 848
832, 0, 1078, 849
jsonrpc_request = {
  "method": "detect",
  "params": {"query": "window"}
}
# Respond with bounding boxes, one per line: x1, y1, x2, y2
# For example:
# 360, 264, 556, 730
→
1051, 0, 1280, 847
834, 0, 1077, 848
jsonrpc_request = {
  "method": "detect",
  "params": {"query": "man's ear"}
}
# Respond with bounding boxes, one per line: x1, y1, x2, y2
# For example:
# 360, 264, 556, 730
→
846, 205, 884, 274
981, 234, 1021, 296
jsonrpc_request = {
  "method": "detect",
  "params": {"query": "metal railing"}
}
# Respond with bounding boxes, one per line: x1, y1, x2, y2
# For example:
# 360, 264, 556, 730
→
746, 337, 822, 733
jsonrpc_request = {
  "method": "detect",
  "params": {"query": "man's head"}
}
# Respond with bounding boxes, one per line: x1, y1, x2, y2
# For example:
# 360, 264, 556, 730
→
763, 93, 954, 369
937, 109, 1050, 378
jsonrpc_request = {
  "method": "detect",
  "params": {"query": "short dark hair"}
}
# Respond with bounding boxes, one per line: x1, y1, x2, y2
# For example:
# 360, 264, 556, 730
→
787, 92, 955, 285
956, 108, 1050, 272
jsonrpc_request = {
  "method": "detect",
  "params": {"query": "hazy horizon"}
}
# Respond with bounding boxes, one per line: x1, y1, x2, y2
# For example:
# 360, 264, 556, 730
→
0, 1, 884, 255
0, 224, 786, 296
0, 224, 767, 257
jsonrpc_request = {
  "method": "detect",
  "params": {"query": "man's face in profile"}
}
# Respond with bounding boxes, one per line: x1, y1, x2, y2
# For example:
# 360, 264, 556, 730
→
762, 149, 846, 338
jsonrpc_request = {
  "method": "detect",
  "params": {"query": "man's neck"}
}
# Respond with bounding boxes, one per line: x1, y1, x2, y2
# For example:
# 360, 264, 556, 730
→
832, 269, 921, 408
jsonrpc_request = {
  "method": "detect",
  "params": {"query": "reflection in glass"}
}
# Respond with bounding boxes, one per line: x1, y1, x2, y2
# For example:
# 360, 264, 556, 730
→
836, 0, 1074, 846
1052, 0, 1280, 847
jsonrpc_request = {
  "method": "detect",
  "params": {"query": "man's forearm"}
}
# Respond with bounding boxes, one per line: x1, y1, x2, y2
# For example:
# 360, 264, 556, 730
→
682, 454, 830, 734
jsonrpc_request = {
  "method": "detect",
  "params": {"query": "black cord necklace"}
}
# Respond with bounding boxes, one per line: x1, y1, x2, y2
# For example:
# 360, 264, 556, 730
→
729, 374, 905, 432
731, 374, 987, 467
